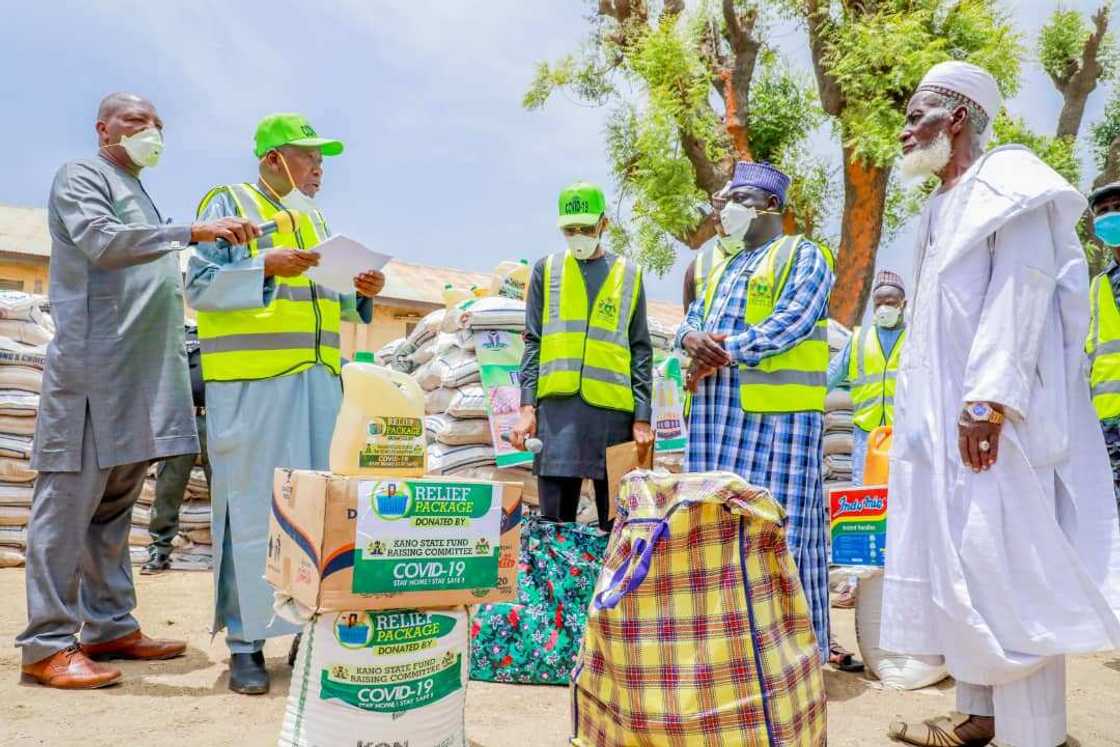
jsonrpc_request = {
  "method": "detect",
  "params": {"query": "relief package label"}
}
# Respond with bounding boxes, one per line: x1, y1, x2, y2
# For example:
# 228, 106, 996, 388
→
353, 479, 502, 594
359, 417, 426, 470
320, 610, 464, 713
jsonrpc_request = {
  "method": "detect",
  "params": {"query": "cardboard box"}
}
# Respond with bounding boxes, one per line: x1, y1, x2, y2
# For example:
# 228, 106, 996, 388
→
828, 484, 887, 566
267, 469, 522, 612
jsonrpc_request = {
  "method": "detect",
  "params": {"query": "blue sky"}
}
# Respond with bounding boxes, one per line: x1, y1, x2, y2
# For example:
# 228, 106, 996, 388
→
0, 0, 1108, 308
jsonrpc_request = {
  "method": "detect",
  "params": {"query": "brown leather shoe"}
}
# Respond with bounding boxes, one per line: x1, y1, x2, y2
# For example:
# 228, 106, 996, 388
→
20, 646, 121, 689
81, 629, 186, 661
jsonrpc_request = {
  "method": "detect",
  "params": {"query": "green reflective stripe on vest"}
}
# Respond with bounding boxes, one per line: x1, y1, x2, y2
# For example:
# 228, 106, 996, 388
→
1089, 273, 1120, 419
848, 325, 905, 431
537, 252, 641, 412
195, 183, 341, 383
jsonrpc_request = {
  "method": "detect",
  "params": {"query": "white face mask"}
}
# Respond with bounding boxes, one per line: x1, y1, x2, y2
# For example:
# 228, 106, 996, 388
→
280, 187, 317, 213
874, 304, 902, 328
718, 202, 756, 250
117, 127, 163, 168
566, 233, 600, 260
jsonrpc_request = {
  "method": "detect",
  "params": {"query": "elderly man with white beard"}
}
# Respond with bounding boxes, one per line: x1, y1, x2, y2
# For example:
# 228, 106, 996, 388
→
883, 61, 1120, 747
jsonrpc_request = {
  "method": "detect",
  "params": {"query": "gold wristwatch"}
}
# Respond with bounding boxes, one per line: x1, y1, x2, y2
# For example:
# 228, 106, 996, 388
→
966, 402, 1004, 425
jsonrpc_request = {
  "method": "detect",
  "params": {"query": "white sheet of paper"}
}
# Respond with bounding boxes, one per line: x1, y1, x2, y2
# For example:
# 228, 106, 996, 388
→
302, 234, 392, 294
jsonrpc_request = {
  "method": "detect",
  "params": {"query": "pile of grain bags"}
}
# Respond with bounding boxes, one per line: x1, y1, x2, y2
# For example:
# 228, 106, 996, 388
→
0, 293, 53, 568
823, 320, 854, 489
128, 458, 213, 570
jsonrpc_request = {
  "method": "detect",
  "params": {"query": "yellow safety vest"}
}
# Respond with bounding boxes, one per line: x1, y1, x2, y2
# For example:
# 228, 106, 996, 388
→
848, 325, 906, 431
1087, 273, 1120, 419
693, 243, 726, 299
194, 183, 341, 382
702, 235, 833, 413
537, 252, 642, 412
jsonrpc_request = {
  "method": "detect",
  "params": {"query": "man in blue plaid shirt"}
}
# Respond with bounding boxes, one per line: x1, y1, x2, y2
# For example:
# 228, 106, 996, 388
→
676, 161, 833, 663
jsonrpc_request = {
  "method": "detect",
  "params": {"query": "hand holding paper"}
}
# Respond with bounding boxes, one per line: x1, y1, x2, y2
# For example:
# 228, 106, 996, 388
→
302, 234, 392, 294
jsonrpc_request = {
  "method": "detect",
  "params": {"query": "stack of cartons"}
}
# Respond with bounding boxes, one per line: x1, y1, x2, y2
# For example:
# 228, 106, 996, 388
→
268, 428, 521, 745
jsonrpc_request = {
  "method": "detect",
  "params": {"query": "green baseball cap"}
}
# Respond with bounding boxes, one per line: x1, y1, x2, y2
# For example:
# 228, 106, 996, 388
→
557, 181, 606, 228
253, 113, 344, 158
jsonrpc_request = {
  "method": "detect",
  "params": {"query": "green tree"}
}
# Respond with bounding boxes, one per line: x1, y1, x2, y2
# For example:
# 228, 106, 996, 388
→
798, 0, 1022, 325
1040, 6, 1115, 140
524, 0, 831, 276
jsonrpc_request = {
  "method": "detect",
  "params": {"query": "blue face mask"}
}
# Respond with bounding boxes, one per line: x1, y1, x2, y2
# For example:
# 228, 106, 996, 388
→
1094, 212, 1120, 247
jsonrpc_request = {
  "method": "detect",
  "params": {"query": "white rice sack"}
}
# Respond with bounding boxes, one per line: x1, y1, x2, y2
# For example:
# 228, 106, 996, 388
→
408, 340, 437, 367
425, 387, 457, 416
0, 546, 24, 567
0, 414, 36, 437
414, 360, 447, 392
375, 337, 407, 366
407, 308, 446, 348
0, 292, 41, 322
824, 410, 853, 434
0, 505, 29, 526
856, 571, 949, 690
0, 319, 52, 347
0, 525, 27, 548
0, 484, 33, 507
279, 609, 469, 747
0, 366, 42, 394
825, 388, 853, 413
823, 431, 853, 457
440, 351, 480, 389
456, 329, 476, 351
446, 385, 488, 419
0, 435, 32, 461
0, 339, 46, 371
0, 390, 38, 416
460, 296, 526, 332
0, 457, 35, 483
426, 443, 496, 475
828, 318, 852, 353
129, 525, 149, 546
425, 414, 493, 447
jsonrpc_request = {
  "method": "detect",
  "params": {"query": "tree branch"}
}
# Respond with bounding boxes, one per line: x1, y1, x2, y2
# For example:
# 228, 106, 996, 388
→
676, 211, 720, 250
721, 0, 760, 161
1054, 6, 1110, 139
805, 0, 845, 117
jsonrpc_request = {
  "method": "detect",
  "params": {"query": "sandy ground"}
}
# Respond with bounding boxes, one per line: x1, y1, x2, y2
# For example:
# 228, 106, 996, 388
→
0, 568, 1116, 746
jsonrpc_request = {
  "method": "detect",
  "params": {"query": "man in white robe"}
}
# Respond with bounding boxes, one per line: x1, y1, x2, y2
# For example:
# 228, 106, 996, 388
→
884, 62, 1120, 747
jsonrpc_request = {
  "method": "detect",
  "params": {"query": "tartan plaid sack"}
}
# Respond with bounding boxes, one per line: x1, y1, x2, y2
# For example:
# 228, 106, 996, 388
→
570, 471, 826, 746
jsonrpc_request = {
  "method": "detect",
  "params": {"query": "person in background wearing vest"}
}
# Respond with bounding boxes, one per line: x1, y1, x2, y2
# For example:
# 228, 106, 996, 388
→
681, 180, 741, 313
18, 93, 259, 690
827, 271, 907, 486
186, 114, 385, 695
510, 181, 654, 531
1087, 182, 1120, 515
677, 161, 835, 666
142, 323, 211, 574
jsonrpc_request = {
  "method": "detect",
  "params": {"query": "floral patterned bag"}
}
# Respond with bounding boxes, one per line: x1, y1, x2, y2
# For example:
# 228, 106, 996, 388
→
469, 515, 608, 685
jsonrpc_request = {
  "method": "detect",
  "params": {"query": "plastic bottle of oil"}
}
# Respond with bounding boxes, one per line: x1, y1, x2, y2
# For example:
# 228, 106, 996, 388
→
442, 283, 471, 310
491, 258, 531, 300
329, 352, 427, 476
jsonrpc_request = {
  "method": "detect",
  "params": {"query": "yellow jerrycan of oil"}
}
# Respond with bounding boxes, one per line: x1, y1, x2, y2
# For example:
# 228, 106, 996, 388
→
442, 283, 471, 310
491, 258, 531, 300
328, 352, 427, 476
862, 425, 892, 486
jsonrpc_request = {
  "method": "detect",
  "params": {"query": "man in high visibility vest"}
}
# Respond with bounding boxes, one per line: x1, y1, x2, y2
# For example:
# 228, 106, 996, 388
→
186, 113, 385, 695
510, 181, 654, 530
676, 161, 835, 665
827, 270, 907, 486
1087, 181, 1120, 514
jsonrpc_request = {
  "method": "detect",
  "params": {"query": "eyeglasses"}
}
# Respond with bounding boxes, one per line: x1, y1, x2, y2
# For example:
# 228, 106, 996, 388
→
561, 224, 600, 237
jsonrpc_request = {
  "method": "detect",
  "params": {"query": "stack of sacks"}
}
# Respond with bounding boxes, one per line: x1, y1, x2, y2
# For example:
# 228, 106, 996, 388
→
0, 293, 53, 568
387, 308, 446, 374
823, 320, 854, 488
128, 456, 213, 570
410, 297, 543, 502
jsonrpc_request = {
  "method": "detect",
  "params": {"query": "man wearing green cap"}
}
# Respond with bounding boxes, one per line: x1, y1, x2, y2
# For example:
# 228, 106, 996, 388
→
510, 182, 653, 529
186, 113, 385, 694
